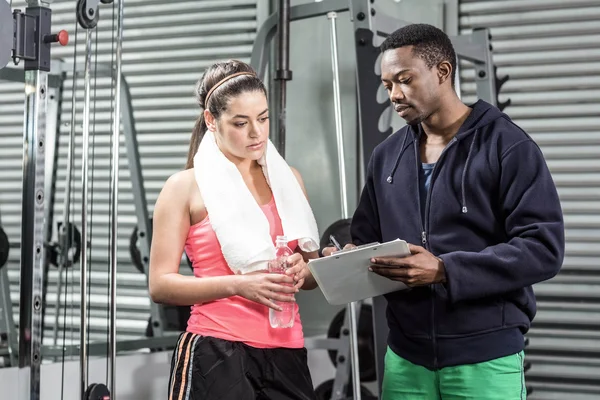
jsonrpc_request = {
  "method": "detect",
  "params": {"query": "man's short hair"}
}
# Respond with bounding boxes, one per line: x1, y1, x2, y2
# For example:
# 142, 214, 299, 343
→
380, 23, 457, 87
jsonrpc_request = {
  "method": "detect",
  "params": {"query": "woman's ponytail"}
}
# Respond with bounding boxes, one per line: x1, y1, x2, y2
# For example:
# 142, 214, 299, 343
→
185, 113, 207, 169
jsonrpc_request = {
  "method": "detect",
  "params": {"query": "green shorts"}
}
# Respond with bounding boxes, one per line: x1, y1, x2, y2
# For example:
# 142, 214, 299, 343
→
382, 347, 526, 400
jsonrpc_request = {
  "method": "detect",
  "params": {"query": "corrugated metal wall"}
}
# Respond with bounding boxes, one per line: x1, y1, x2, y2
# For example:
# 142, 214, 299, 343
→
0, 0, 260, 349
459, 0, 600, 398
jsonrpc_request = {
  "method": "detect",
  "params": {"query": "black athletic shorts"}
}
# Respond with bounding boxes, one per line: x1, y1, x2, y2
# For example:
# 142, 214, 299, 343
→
168, 332, 317, 400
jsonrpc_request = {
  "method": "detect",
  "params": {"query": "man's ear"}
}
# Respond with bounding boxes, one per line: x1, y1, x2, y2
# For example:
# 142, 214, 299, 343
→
204, 109, 216, 132
437, 61, 453, 85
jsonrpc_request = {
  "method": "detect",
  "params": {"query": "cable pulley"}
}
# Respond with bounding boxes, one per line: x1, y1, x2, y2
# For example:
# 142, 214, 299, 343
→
47, 222, 82, 268
76, 0, 100, 30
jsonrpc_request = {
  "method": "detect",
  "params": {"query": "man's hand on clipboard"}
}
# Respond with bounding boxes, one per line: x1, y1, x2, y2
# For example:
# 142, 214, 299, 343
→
369, 244, 446, 287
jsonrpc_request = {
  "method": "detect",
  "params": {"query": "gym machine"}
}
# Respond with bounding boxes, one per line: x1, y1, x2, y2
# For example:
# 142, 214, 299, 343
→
1, 0, 186, 356
0, 1, 70, 399
0, 0, 136, 398
251, 0, 510, 398
1, 0, 199, 367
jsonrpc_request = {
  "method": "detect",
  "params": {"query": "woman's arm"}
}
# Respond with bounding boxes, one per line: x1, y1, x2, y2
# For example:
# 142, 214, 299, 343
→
148, 171, 296, 309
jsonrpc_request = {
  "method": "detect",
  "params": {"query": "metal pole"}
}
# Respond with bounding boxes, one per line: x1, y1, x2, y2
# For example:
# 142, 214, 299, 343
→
120, 76, 166, 336
274, 0, 291, 157
109, 0, 124, 397
328, 11, 361, 400
328, 11, 348, 220
80, 28, 93, 399
250, 0, 350, 79
19, 66, 48, 400
13, 4, 68, 395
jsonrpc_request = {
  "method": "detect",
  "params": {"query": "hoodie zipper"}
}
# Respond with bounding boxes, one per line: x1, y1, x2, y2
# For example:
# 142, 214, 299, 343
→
415, 135, 458, 370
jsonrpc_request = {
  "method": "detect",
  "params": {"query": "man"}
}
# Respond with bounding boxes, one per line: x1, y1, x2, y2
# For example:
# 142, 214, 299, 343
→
327, 24, 564, 399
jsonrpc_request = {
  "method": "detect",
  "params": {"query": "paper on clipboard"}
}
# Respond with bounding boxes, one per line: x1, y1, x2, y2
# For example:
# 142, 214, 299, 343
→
308, 238, 411, 305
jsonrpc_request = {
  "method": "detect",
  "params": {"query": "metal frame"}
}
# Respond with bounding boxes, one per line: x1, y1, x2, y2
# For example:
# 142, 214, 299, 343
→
0, 55, 175, 354
16, 2, 58, 399
251, 0, 349, 80
1, 2, 72, 398
0, 52, 189, 370
19, 45, 47, 400
0, 58, 64, 369
0, 60, 170, 357
251, 1, 499, 398
118, 70, 166, 338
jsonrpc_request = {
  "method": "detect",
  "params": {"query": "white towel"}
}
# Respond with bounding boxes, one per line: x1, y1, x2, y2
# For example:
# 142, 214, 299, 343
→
193, 130, 320, 274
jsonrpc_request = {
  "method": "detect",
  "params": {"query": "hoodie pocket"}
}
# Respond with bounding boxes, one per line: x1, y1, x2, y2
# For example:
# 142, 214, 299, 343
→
435, 284, 504, 337
385, 287, 433, 338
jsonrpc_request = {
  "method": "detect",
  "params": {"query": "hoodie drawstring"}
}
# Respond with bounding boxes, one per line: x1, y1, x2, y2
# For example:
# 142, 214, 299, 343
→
385, 127, 479, 216
387, 133, 410, 184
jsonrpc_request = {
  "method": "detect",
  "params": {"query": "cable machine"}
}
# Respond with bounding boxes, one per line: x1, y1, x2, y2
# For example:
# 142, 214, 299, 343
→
0, 0, 127, 398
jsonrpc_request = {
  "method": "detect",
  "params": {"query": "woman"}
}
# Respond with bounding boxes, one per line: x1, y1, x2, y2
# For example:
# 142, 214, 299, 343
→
148, 59, 320, 400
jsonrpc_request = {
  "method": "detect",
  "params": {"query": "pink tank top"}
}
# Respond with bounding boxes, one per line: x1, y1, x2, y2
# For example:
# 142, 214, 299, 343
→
184, 196, 305, 349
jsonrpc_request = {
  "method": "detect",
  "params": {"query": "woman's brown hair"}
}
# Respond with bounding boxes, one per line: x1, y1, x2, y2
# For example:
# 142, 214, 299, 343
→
185, 60, 267, 169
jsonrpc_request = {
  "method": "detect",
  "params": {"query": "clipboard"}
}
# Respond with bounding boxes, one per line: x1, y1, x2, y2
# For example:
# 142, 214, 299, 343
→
307, 239, 411, 305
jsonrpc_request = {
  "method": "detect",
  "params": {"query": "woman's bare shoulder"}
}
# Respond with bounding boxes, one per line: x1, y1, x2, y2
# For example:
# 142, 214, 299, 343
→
158, 168, 196, 204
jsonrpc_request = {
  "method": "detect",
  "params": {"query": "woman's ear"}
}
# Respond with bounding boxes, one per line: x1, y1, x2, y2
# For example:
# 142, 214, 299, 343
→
204, 109, 217, 132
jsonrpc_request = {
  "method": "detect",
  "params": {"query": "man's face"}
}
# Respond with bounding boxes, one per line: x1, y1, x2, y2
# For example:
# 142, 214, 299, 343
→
381, 46, 441, 126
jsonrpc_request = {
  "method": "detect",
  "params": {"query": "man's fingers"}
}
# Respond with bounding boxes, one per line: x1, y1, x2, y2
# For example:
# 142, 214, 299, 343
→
370, 267, 426, 287
370, 266, 410, 278
408, 243, 426, 254
370, 256, 411, 267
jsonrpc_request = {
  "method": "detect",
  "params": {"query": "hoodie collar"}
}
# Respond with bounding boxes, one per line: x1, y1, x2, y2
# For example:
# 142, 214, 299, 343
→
387, 100, 504, 214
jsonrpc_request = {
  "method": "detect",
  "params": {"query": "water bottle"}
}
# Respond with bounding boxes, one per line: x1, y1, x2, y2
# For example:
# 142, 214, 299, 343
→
269, 235, 296, 328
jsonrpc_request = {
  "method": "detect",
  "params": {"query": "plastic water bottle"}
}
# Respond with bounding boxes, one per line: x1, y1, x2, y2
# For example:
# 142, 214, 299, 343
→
269, 235, 296, 328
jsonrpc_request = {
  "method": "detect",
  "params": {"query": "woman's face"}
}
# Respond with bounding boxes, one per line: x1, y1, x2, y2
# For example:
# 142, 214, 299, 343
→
206, 90, 270, 163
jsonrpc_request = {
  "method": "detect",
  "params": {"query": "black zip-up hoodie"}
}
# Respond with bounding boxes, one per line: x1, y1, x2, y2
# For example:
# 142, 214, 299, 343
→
351, 100, 565, 369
